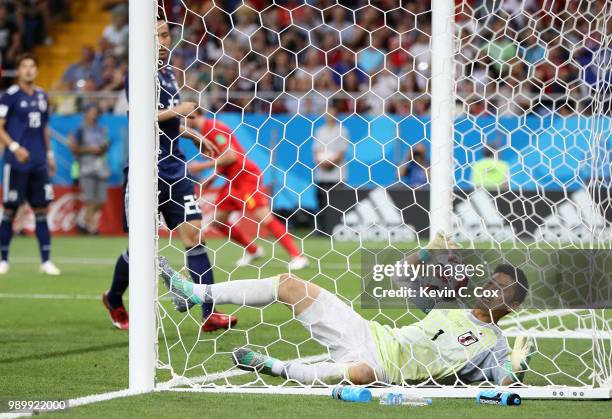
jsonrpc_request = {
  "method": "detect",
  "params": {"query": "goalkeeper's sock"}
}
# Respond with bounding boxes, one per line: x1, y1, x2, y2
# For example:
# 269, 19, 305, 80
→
215, 223, 258, 254
0, 212, 15, 261
108, 250, 130, 308
185, 244, 214, 318
200, 276, 280, 306
282, 362, 346, 385
266, 217, 300, 258
34, 214, 51, 263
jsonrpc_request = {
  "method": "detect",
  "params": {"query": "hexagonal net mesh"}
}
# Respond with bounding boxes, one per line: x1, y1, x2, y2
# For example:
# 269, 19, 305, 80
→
152, 0, 612, 397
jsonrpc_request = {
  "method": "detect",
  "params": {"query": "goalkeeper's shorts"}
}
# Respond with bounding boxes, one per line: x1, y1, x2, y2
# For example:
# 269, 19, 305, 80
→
295, 288, 387, 382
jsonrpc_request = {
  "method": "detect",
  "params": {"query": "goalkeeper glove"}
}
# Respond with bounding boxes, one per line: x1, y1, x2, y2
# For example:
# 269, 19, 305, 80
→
426, 231, 461, 250
510, 335, 535, 383
420, 231, 461, 262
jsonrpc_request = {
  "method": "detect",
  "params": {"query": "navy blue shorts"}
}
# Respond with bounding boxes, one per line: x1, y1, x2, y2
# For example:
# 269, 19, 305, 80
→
2, 164, 53, 209
122, 175, 201, 231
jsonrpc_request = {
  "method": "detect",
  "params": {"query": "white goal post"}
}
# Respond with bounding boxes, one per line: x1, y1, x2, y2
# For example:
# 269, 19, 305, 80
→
128, 0, 157, 392
127, 0, 612, 400
429, 0, 454, 234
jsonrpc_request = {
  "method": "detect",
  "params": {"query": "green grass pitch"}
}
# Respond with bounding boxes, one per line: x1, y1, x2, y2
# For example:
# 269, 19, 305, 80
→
0, 236, 610, 418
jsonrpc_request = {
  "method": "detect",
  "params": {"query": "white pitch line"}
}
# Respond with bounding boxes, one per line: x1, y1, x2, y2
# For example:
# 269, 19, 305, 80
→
0, 293, 102, 301
67, 388, 144, 408
8, 256, 352, 270
0, 293, 175, 302
499, 309, 581, 326
9, 257, 117, 265
502, 327, 612, 340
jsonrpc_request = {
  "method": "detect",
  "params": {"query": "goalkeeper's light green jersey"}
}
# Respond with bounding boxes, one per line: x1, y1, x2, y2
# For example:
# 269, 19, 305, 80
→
369, 309, 512, 385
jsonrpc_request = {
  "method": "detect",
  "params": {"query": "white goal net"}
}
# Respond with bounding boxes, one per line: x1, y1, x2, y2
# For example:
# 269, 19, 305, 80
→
145, 0, 612, 399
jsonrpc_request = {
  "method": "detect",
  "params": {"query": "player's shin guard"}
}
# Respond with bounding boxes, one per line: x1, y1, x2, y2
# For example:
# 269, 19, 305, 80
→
160, 259, 279, 308
185, 244, 214, 318
0, 211, 15, 262
282, 362, 347, 385
34, 213, 51, 263
108, 250, 129, 308
201, 276, 280, 306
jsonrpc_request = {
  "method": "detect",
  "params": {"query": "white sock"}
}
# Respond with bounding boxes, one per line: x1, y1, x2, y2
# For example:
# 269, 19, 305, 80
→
270, 360, 285, 376
192, 276, 280, 307
282, 362, 347, 385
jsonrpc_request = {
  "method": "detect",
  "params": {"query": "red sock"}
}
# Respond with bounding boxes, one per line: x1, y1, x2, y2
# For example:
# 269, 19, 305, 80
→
215, 223, 258, 254
266, 217, 300, 258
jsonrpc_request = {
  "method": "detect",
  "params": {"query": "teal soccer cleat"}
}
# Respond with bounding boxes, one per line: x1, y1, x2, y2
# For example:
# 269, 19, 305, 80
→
158, 256, 201, 312
232, 347, 280, 377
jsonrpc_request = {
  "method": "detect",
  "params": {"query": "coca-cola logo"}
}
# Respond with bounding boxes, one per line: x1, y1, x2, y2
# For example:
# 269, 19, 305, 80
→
0, 185, 129, 235
47, 192, 82, 232
9, 191, 94, 233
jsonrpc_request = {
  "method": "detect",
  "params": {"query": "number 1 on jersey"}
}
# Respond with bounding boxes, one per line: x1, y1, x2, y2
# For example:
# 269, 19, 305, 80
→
431, 329, 445, 341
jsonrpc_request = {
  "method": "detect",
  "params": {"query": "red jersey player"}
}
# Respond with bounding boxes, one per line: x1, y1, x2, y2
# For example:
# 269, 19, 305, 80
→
188, 116, 309, 270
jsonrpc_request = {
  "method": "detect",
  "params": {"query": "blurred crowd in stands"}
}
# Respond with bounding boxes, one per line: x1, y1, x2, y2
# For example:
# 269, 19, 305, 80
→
2, 0, 611, 116
55, 1, 129, 114
161, 0, 611, 116
0, 0, 70, 67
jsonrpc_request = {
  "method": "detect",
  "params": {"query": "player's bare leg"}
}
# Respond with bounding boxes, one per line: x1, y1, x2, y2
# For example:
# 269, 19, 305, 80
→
175, 219, 237, 332
211, 210, 264, 267
160, 262, 375, 383
250, 206, 309, 270
33, 207, 60, 275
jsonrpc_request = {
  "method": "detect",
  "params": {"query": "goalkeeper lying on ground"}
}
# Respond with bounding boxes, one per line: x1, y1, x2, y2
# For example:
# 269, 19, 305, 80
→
159, 233, 533, 386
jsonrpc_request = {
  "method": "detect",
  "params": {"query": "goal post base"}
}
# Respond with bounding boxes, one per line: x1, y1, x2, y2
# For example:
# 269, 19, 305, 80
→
163, 385, 612, 400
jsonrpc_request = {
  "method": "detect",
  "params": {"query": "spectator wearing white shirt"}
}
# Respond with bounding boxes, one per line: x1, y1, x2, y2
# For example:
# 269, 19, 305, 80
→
313, 104, 349, 234
102, 4, 128, 57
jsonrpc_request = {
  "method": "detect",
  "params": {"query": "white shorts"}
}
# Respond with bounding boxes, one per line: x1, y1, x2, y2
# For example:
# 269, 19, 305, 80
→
296, 289, 386, 380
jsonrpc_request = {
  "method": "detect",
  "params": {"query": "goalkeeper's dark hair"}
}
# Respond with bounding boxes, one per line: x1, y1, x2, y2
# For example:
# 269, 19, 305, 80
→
157, 5, 178, 30
494, 264, 529, 305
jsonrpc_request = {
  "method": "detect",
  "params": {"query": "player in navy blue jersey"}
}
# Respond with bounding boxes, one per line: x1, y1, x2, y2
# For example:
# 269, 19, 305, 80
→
0, 53, 60, 276
102, 18, 237, 332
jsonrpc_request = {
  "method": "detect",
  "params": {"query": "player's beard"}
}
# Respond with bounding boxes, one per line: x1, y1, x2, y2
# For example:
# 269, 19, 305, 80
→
158, 48, 169, 64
